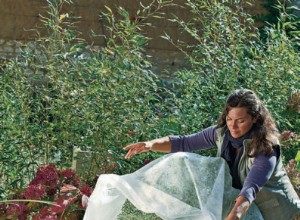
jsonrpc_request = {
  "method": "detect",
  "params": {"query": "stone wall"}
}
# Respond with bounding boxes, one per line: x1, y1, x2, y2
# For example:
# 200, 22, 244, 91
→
0, 1, 195, 48
0, 0, 272, 74
0, 39, 22, 58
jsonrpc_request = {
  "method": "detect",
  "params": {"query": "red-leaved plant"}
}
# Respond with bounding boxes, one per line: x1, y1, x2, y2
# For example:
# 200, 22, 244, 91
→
0, 163, 94, 220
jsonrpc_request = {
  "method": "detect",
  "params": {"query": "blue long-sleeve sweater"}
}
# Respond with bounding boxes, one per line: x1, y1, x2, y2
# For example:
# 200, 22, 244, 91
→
169, 125, 277, 204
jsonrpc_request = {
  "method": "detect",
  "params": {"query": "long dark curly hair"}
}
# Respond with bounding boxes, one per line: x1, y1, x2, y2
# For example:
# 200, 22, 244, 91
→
217, 89, 280, 157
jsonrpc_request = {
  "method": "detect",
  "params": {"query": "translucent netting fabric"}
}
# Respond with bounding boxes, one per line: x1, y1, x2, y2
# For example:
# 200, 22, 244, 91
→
83, 152, 263, 220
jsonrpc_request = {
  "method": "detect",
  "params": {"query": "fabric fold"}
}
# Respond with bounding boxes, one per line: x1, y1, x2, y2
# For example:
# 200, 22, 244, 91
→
83, 153, 263, 220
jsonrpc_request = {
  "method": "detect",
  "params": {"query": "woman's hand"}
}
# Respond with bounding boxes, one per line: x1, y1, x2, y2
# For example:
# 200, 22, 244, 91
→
123, 142, 152, 159
225, 196, 250, 220
123, 137, 171, 159
225, 213, 241, 220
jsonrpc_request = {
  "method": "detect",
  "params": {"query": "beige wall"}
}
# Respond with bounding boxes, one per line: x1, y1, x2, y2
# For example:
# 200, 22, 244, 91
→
0, 0, 196, 49
0, 0, 270, 73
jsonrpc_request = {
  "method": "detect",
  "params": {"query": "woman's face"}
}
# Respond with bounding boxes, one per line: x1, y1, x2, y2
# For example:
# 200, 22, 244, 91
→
226, 107, 257, 138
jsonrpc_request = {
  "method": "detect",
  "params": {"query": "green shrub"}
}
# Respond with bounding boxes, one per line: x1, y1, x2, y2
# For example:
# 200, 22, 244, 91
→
164, 0, 300, 136
0, 0, 299, 202
0, 0, 174, 198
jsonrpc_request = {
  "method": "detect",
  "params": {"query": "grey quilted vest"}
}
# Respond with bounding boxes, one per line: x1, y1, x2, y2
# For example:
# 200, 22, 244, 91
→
215, 127, 300, 220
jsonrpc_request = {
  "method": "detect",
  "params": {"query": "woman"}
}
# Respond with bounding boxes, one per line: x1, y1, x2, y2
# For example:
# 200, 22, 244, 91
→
124, 89, 300, 220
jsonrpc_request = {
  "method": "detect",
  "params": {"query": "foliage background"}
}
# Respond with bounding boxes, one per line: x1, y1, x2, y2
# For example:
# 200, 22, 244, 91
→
0, 0, 299, 216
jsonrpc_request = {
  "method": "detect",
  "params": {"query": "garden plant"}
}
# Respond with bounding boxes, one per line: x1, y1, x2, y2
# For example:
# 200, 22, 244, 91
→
0, 0, 299, 219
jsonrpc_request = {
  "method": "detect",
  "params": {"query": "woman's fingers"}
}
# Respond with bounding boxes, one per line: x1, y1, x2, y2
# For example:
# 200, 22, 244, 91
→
124, 142, 146, 159
124, 150, 134, 159
123, 142, 140, 150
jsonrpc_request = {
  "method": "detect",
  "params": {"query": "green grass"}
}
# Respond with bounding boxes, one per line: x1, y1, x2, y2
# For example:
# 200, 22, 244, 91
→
118, 200, 162, 220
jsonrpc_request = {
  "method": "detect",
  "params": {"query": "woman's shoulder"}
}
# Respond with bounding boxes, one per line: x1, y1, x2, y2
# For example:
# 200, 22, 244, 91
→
215, 125, 227, 136
214, 126, 228, 145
